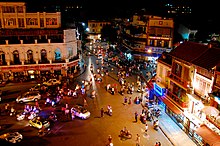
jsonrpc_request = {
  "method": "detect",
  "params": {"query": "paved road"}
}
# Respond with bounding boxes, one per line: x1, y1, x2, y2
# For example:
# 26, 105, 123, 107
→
0, 55, 173, 146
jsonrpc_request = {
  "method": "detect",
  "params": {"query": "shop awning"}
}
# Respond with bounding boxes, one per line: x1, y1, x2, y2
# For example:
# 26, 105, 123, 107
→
158, 96, 182, 115
195, 125, 220, 146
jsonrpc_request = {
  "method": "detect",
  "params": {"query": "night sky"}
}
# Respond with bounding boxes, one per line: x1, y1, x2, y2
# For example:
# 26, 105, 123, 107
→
2, 0, 219, 31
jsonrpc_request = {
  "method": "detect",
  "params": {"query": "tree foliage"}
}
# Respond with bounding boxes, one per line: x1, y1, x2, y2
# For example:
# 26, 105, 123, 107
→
101, 24, 118, 43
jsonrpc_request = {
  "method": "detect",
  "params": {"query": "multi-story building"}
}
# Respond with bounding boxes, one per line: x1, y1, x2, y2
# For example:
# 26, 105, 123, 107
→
120, 14, 173, 61
0, 2, 80, 82
87, 20, 111, 42
154, 41, 220, 146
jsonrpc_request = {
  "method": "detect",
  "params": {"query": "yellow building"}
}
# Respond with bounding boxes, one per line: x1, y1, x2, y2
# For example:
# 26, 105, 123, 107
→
87, 20, 110, 42
121, 14, 174, 61
0, 2, 61, 29
0, 2, 79, 82
155, 41, 220, 146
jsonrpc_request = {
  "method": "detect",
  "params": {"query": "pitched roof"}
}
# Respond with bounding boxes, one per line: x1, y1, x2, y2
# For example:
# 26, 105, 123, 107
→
169, 41, 209, 62
169, 41, 220, 69
192, 47, 220, 70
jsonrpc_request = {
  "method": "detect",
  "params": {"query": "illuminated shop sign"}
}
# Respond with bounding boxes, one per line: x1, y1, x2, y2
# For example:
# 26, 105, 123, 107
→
154, 83, 165, 96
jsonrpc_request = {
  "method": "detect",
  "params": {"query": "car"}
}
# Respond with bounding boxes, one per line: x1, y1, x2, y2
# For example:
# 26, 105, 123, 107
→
0, 132, 23, 143
71, 105, 91, 120
29, 116, 50, 129
43, 79, 61, 86
16, 91, 41, 103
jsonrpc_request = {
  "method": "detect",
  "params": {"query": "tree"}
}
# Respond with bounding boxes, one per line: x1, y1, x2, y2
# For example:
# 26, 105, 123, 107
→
101, 24, 117, 43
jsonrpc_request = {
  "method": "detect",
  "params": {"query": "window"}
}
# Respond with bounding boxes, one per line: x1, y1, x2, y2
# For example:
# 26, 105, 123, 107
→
2, 6, 15, 13
7, 18, 15, 26
46, 18, 57, 25
17, 6, 23, 13
13, 50, 20, 64
27, 18, 38, 25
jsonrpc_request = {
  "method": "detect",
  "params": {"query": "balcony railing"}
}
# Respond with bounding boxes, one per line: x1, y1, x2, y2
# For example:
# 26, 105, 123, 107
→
52, 59, 66, 63
38, 60, 50, 64
165, 90, 189, 108
169, 73, 190, 88
24, 61, 36, 65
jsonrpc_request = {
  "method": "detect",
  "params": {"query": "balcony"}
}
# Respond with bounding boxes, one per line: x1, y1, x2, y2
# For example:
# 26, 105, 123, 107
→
38, 60, 50, 64
69, 56, 79, 62
169, 73, 190, 89
165, 90, 189, 108
24, 60, 36, 65
52, 59, 66, 63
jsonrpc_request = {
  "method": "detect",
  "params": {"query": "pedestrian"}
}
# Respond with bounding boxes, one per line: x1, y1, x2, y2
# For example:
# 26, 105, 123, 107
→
101, 108, 104, 117
145, 123, 148, 133
136, 134, 140, 146
158, 142, 161, 146
108, 135, 112, 143
155, 142, 159, 146
128, 97, 132, 104
83, 98, 88, 107
135, 111, 138, 122
71, 111, 75, 120
35, 101, 39, 108
124, 96, 128, 104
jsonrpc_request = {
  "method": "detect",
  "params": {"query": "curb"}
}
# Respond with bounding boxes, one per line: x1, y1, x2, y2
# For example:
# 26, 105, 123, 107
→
158, 126, 175, 146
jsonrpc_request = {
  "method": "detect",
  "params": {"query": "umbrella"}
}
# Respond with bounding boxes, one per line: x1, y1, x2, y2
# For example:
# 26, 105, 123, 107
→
202, 106, 219, 117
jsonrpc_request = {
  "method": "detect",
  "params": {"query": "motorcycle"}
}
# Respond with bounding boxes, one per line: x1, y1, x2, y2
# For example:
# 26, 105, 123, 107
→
38, 128, 51, 137
107, 108, 112, 116
119, 130, 132, 139
16, 112, 26, 121
153, 120, 159, 131
48, 113, 57, 123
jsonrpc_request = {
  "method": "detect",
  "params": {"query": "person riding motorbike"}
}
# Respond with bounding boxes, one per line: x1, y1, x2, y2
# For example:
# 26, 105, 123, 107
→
153, 119, 159, 130
120, 127, 132, 138
48, 112, 57, 122
107, 105, 112, 116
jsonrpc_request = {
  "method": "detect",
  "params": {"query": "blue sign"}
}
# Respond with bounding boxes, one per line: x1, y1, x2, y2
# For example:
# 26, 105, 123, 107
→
154, 83, 165, 96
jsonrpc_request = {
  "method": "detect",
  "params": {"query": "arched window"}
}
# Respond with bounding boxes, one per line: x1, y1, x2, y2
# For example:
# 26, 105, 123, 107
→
27, 50, 34, 63
54, 48, 61, 61
0, 51, 6, 65
13, 50, 20, 64
67, 48, 73, 58
41, 49, 47, 63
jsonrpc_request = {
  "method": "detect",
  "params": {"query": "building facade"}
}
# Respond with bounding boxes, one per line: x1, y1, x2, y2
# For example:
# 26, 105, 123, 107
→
119, 14, 173, 62
0, 2, 79, 82
87, 20, 110, 42
0, 2, 61, 29
154, 41, 220, 146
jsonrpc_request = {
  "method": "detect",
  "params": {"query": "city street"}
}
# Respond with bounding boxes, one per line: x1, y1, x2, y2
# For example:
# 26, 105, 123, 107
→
0, 53, 173, 146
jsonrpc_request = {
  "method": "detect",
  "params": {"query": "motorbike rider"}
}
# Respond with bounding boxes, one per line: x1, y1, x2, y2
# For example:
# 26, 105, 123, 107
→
107, 105, 112, 115
49, 111, 57, 122
153, 119, 159, 129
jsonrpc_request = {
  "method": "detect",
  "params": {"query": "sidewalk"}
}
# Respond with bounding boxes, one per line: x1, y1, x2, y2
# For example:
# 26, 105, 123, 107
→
158, 109, 196, 146
138, 68, 196, 146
